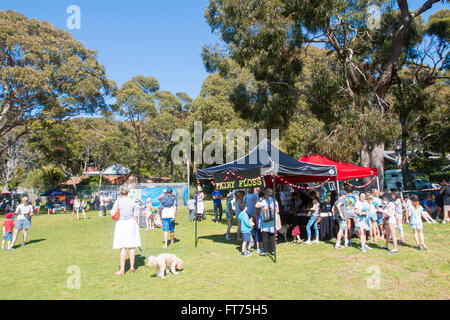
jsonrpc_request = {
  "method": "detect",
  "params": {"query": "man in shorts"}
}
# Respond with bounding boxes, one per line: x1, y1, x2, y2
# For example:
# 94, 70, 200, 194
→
422, 194, 442, 221
159, 188, 177, 248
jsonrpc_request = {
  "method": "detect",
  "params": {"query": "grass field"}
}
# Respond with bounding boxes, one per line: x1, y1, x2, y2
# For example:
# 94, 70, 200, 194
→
0, 201, 449, 300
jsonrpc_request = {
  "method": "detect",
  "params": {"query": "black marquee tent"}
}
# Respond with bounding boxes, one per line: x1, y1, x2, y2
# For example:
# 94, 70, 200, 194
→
196, 139, 337, 184
195, 139, 338, 262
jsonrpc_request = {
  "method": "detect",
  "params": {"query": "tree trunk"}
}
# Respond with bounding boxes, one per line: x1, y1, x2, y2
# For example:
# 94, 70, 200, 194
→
400, 124, 413, 190
360, 137, 371, 185
370, 142, 385, 192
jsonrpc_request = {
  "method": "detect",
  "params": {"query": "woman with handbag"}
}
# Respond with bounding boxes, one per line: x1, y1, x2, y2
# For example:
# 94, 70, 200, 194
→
111, 186, 141, 276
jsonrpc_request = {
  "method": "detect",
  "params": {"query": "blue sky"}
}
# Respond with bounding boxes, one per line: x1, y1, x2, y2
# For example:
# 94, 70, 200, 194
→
0, 0, 447, 100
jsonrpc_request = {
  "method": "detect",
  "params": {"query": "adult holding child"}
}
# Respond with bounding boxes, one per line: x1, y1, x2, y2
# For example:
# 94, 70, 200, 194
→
111, 186, 141, 276
159, 188, 178, 249
10, 196, 33, 249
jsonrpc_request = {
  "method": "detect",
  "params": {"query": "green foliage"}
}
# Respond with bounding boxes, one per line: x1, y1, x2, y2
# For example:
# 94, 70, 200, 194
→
0, 11, 116, 137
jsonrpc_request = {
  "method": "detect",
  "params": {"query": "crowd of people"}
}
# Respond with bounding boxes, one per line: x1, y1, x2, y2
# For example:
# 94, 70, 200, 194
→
203, 177, 449, 257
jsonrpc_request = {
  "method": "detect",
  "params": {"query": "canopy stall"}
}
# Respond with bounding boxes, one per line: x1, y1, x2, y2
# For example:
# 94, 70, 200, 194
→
196, 139, 338, 185
299, 155, 379, 191
195, 139, 338, 263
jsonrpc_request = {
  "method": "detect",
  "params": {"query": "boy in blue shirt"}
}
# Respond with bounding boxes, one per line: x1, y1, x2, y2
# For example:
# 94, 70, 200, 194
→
239, 205, 254, 257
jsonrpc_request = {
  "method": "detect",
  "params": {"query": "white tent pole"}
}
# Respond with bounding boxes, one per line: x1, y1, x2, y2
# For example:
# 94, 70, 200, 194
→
376, 176, 380, 192
336, 180, 340, 194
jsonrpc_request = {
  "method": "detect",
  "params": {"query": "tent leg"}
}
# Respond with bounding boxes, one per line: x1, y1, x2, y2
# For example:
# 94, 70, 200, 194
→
336, 181, 340, 195
273, 174, 277, 264
195, 211, 198, 248
376, 176, 380, 192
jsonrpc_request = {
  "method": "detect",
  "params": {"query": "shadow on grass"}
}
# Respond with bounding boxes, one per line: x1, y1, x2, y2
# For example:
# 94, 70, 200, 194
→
11, 239, 46, 249
125, 255, 146, 271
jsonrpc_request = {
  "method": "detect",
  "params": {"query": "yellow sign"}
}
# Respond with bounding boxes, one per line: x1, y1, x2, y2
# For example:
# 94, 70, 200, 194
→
215, 177, 263, 191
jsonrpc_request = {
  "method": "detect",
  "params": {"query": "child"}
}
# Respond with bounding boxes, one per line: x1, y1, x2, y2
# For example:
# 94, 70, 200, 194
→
393, 192, 405, 244
2, 213, 15, 251
333, 191, 347, 249
380, 193, 399, 254
71, 196, 80, 220
187, 196, 195, 222
367, 195, 380, 242
407, 195, 428, 250
344, 187, 357, 246
239, 205, 254, 257
80, 197, 87, 219
355, 193, 371, 253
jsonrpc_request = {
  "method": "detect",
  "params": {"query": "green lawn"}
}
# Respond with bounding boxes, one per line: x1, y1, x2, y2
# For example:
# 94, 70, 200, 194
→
1, 201, 449, 300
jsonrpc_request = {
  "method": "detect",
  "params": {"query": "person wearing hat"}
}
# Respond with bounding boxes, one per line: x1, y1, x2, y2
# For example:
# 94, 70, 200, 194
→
2, 213, 15, 251
159, 188, 177, 248
255, 188, 279, 256
333, 191, 347, 249
194, 186, 205, 220
379, 193, 399, 254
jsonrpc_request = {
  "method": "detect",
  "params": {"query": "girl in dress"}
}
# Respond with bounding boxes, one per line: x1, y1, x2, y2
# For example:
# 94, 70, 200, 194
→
355, 193, 371, 253
407, 195, 428, 250
71, 196, 81, 220
80, 197, 87, 219
144, 198, 154, 231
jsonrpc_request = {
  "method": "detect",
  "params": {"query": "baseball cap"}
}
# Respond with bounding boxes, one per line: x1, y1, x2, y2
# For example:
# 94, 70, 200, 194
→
264, 188, 273, 196
167, 188, 173, 194
6, 213, 14, 219
339, 190, 347, 196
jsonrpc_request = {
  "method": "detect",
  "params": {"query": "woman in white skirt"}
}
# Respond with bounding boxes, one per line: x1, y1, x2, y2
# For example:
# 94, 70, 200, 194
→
111, 186, 141, 276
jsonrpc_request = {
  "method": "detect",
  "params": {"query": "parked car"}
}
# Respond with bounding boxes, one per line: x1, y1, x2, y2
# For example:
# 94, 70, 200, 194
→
385, 169, 439, 190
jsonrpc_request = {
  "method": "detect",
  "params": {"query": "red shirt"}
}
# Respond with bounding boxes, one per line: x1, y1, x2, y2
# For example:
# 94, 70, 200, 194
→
3, 220, 15, 233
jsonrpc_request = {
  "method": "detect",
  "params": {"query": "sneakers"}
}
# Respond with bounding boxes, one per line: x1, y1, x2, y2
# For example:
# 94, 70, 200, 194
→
364, 245, 372, 250
259, 252, 268, 257
415, 245, 421, 250
256, 248, 262, 253
225, 234, 231, 240
348, 240, 352, 246
344, 241, 349, 247
335, 244, 344, 249
361, 248, 367, 253
21, 242, 25, 247
312, 239, 320, 244
421, 243, 428, 250
304, 240, 312, 245
241, 251, 252, 257
389, 249, 398, 254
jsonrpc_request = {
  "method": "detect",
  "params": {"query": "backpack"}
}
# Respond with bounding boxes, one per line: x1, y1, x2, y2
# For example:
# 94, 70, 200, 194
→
261, 198, 275, 222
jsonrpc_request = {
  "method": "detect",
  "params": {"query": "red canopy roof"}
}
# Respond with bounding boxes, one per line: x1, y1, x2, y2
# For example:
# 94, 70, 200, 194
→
299, 155, 378, 181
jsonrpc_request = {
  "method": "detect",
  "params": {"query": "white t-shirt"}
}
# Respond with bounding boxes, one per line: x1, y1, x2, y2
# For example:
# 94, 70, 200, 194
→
187, 199, 195, 210
161, 206, 176, 219
16, 204, 33, 221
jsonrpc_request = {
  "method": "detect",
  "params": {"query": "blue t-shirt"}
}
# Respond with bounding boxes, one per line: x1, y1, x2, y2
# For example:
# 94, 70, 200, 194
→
422, 200, 435, 208
212, 190, 222, 204
239, 210, 252, 234
243, 193, 259, 217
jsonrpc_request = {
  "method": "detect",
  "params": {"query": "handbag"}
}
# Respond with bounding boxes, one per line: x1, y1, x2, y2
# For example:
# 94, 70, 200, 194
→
112, 200, 120, 221
261, 199, 275, 222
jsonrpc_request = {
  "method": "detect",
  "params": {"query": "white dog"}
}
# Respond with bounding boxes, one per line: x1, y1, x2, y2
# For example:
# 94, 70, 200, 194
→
148, 253, 183, 278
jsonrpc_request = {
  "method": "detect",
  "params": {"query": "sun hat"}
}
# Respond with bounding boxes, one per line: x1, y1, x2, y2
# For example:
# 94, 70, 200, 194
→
5, 213, 14, 219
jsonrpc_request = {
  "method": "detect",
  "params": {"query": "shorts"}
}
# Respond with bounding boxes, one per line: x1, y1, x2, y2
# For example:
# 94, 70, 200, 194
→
35, 206, 40, 209
242, 232, 251, 242
81, 207, 86, 210
410, 223, 423, 230
15, 219, 31, 230
74, 207, 80, 211
162, 218, 175, 232
444, 205, 450, 212
344, 210, 356, 219
338, 219, 348, 231
3, 232, 12, 241
377, 218, 384, 225
368, 212, 377, 222
226, 210, 234, 219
